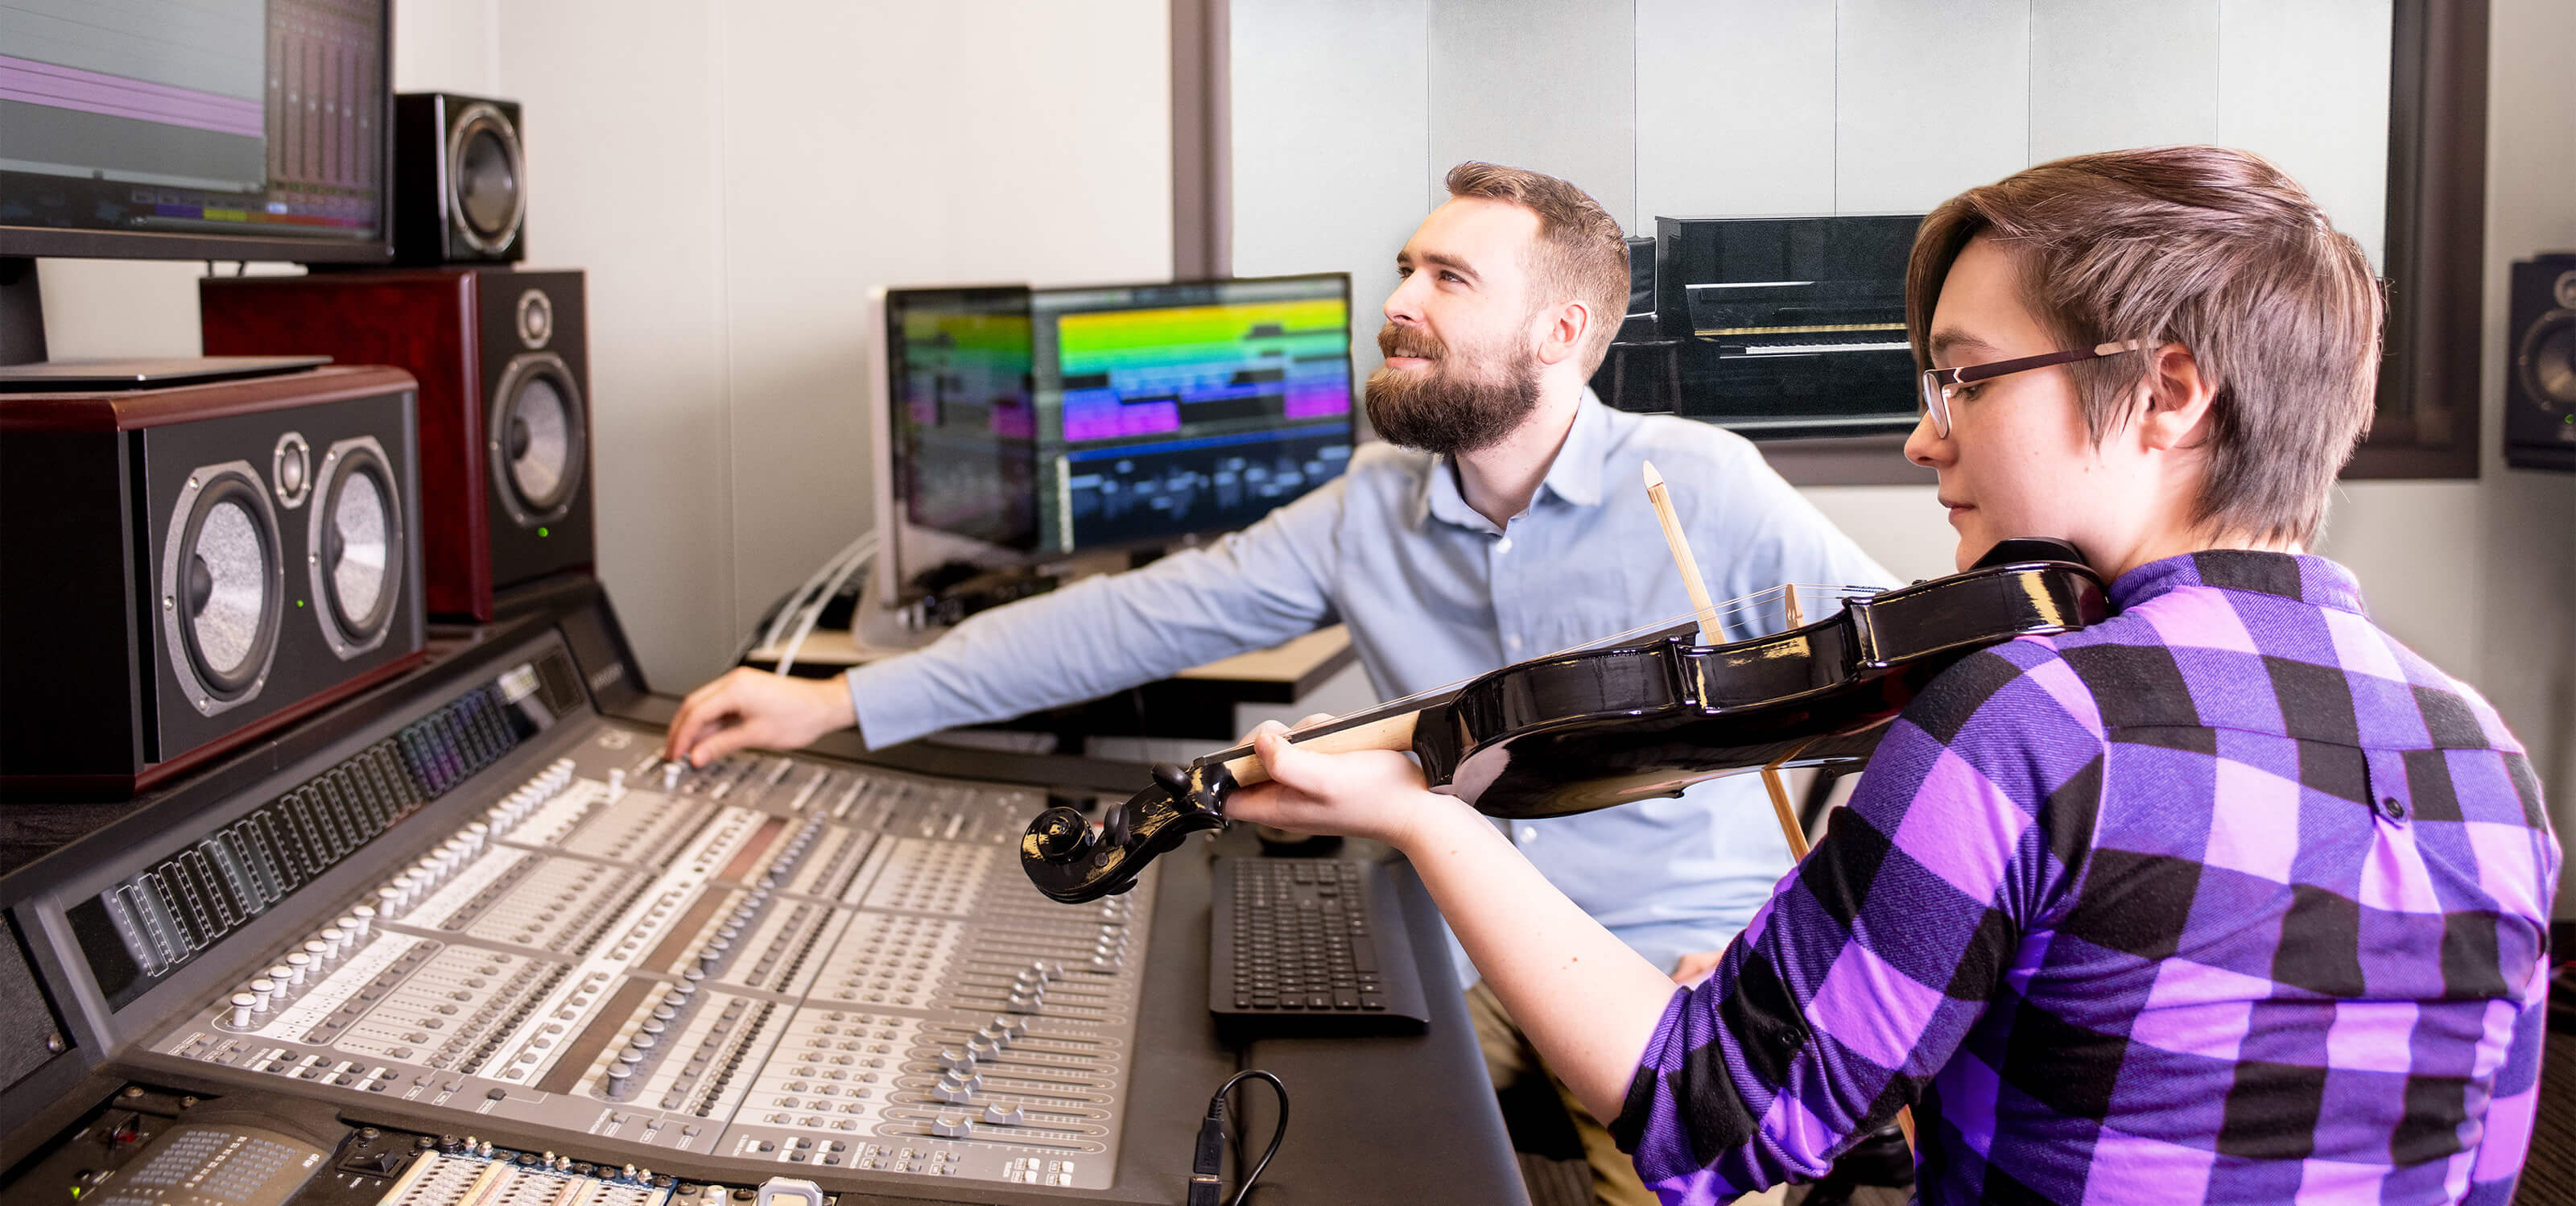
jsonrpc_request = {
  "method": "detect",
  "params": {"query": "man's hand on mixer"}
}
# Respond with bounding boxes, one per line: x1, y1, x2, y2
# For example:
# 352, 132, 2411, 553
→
663, 667, 857, 767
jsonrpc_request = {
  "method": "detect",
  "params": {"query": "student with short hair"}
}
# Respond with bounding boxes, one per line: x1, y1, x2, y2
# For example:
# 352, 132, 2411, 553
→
1230, 146, 2556, 1205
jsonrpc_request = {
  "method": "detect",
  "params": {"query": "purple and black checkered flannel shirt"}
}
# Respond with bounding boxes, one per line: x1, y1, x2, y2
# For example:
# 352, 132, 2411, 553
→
1612, 551, 2556, 1204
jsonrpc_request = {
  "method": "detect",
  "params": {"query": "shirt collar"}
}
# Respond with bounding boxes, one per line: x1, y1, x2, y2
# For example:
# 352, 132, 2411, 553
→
2111, 550, 2369, 615
1415, 389, 1612, 533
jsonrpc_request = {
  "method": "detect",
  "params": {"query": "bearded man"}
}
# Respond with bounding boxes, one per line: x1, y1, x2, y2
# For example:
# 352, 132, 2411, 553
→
665, 162, 1889, 1205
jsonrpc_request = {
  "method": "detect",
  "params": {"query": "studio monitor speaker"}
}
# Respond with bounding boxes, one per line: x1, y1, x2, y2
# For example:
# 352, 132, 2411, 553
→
2506, 253, 2576, 472
201, 267, 594, 620
0, 366, 427, 797
394, 92, 526, 265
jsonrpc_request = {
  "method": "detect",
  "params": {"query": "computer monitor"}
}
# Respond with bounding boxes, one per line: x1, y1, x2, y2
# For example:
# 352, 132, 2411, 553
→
869, 273, 1356, 605
1030, 273, 1354, 554
0, 0, 394, 263
873, 283, 1039, 589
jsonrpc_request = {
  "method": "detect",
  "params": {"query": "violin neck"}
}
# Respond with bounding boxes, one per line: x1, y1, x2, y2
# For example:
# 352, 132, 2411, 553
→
1207, 706, 1424, 788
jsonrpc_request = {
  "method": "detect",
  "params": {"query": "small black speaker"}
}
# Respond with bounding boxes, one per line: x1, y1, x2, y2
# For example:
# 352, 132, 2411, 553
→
2506, 253, 2576, 472
0, 366, 427, 797
394, 93, 526, 265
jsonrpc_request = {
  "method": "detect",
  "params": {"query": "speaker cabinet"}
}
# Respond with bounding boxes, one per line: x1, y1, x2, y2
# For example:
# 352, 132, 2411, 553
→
2507, 254, 2576, 472
394, 92, 526, 265
0, 366, 427, 797
201, 267, 595, 621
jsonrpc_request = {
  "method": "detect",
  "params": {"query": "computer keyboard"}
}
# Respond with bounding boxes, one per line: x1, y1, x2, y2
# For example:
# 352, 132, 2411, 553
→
1210, 857, 1432, 1035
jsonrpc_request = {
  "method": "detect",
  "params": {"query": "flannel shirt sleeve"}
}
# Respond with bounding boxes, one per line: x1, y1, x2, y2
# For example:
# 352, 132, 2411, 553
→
1608, 642, 2109, 1197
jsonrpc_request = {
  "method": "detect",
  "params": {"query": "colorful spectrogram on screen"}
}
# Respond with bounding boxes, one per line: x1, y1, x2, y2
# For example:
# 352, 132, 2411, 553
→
1053, 297, 1350, 444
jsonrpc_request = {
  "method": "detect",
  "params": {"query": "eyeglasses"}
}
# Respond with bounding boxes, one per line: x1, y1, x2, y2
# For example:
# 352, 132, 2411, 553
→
1919, 338, 2150, 437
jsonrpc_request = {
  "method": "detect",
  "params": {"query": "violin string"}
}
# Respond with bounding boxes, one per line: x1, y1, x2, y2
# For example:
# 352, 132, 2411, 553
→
1210, 580, 1889, 759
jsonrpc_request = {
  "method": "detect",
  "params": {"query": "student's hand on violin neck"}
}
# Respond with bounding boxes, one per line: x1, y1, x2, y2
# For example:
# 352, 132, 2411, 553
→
1226, 720, 1462, 850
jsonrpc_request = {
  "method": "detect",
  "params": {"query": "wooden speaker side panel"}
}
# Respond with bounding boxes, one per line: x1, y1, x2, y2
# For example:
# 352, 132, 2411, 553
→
200, 272, 493, 618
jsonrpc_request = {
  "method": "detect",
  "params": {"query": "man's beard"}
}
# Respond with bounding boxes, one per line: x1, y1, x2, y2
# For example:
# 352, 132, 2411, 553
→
1362, 324, 1542, 457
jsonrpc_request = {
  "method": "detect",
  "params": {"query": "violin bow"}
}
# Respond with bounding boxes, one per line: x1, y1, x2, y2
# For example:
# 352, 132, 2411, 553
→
1638, 461, 1918, 1154
1641, 461, 1724, 646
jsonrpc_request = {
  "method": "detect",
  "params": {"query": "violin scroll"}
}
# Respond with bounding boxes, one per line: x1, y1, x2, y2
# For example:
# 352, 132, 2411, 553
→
1020, 760, 1242, 903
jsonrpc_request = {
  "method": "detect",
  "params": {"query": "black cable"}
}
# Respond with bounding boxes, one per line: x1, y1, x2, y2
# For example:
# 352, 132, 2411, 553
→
1187, 1069, 1288, 1206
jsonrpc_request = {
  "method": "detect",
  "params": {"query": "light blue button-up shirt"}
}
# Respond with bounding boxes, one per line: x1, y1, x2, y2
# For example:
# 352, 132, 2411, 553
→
848, 394, 1893, 981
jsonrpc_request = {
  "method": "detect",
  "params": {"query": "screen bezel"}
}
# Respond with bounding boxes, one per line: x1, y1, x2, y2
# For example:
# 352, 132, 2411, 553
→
0, 1, 398, 266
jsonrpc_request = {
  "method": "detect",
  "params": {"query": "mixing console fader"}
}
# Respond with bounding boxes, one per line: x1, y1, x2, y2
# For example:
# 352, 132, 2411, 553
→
128, 715, 1154, 1192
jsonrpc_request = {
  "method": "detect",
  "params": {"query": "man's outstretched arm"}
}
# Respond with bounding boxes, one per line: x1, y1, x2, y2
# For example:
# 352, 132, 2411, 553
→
667, 478, 1349, 765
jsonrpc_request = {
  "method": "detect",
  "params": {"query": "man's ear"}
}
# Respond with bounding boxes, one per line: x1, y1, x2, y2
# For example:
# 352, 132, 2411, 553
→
1534, 299, 1592, 367
2138, 341, 2219, 452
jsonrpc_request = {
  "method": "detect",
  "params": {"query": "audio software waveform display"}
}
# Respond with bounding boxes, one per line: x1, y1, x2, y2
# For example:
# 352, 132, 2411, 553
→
0, 0, 383, 240
1033, 275, 1354, 553
1053, 297, 1351, 442
886, 287, 1038, 551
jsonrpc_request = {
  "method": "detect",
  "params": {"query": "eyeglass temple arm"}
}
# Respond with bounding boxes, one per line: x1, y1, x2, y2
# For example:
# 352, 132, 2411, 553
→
1951, 338, 2151, 386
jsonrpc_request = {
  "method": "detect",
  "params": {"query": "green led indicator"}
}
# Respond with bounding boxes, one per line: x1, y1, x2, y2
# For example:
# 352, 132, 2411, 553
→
538, 527, 550, 537
296, 599, 305, 608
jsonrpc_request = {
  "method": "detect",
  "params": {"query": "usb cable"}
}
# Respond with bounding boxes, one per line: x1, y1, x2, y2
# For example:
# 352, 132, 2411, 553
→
1187, 1069, 1288, 1206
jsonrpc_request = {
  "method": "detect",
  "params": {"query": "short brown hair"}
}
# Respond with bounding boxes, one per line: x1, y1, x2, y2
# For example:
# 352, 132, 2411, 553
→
1444, 161, 1631, 377
1905, 146, 2383, 547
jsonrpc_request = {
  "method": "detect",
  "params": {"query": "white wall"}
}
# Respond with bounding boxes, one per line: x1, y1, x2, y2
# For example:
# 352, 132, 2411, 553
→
2473, 0, 2576, 908
35, 0, 1173, 694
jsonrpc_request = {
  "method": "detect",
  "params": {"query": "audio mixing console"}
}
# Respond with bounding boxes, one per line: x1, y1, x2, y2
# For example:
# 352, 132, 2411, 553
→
7, 625, 1173, 1203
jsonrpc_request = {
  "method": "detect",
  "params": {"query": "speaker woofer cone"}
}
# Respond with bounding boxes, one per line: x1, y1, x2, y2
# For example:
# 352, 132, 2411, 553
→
444, 101, 525, 256
160, 463, 283, 714
2519, 311, 2576, 411
308, 436, 404, 658
489, 352, 585, 527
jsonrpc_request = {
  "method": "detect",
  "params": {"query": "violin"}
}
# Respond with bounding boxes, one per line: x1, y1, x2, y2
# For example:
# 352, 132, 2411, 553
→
1019, 538, 2108, 903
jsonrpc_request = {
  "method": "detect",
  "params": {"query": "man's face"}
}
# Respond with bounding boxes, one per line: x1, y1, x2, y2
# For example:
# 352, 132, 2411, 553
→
1364, 197, 1547, 456
1903, 234, 2159, 571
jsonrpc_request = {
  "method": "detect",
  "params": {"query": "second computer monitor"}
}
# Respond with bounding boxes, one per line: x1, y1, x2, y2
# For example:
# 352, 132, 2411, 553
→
1030, 274, 1354, 554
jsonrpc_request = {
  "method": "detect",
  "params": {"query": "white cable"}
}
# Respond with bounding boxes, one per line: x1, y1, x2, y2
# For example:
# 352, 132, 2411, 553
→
776, 536, 874, 678
758, 534, 869, 655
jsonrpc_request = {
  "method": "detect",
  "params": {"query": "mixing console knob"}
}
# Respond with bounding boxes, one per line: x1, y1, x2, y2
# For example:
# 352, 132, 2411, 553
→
229, 993, 257, 1028
1029, 960, 1064, 980
937, 1049, 976, 1073
639, 1019, 667, 1037
931, 1115, 972, 1138
284, 952, 312, 985
992, 1015, 1028, 1038
267, 964, 295, 990
608, 768, 626, 795
249, 979, 276, 1013
981, 1105, 1026, 1126
1088, 954, 1123, 973
933, 1080, 972, 1105
377, 885, 404, 912
605, 1060, 638, 1098
303, 939, 332, 969
320, 927, 349, 956
1005, 989, 1042, 1013
663, 762, 683, 792
966, 1036, 1001, 1061
349, 906, 374, 937
652, 1006, 678, 1022
972, 1025, 1011, 1051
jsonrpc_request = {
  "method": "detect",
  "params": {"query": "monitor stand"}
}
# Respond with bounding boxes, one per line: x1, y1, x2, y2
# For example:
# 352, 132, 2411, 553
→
0, 257, 328, 391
